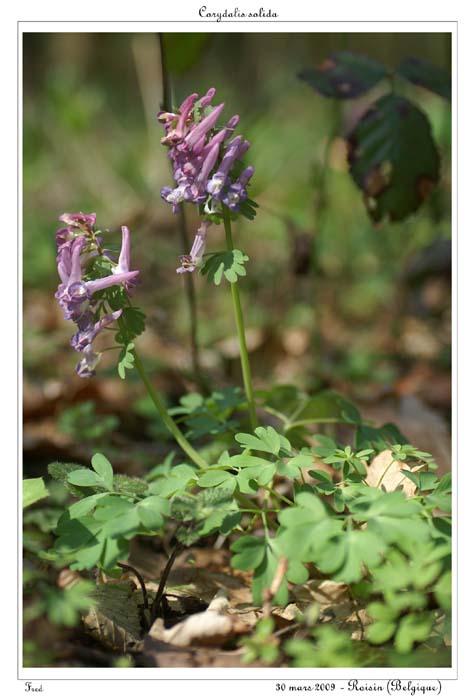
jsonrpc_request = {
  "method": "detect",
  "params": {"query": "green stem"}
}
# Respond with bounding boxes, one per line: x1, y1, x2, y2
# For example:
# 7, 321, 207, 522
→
222, 206, 258, 430
376, 458, 395, 488
261, 511, 270, 540
132, 348, 208, 470
265, 486, 294, 507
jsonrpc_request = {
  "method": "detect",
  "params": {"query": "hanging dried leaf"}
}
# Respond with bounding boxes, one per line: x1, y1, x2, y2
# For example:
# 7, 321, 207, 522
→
347, 94, 440, 222
397, 57, 451, 101
299, 52, 387, 99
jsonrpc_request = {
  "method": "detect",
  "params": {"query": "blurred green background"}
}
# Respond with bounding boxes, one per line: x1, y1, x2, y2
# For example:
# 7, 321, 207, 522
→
23, 32, 451, 472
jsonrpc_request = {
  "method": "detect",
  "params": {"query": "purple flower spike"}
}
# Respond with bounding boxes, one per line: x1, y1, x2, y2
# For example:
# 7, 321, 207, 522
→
55, 214, 140, 377
158, 88, 255, 222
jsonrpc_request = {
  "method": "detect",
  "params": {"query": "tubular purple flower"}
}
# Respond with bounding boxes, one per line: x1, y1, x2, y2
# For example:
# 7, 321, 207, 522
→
111, 225, 139, 293
70, 310, 122, 353
222, 166, 255, 211
192, 134, 207, 155
75, 347, 102, 378
85, 270, 139, 295
184, 103, 224, 149
235, 139, 250, 161
177, 221, 210, 274
69, 236, 84, 284
202, 128, 229, 155
207, 136, 244, 196
195, 142, 220, 191
57, 236, 86, 285
161, 184, 188, 213
114, 226, 131, 274
237, 165, 255, 185
158, 93, 198, 145
178, 92, 199, 115
226, 115, 240, 131
56, 228, 75, 247
56, 281, 91, 323
198, 87, 216, 109
173, 92, 199, 141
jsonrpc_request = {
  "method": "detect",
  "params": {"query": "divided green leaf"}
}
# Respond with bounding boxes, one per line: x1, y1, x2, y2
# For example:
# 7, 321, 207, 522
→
91, 453, 114, 490
235, 426, 291, 455
200, 249, 249, 285
118, 342, 135, 379
23, 478, 49, 509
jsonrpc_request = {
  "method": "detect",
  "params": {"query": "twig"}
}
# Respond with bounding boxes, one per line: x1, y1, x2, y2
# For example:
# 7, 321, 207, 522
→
347, 584, 365, 641
262, 556, 288, 618
274, 621, 302, 639
151, 543, 184, 620
117, 562, 149, 613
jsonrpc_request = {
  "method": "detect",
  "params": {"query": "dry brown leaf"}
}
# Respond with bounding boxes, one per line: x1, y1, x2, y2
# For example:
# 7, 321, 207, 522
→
366, 449, 417, 497
273, 602, 306, 621
357, 396, 451, 475
292, 579, 350, 605
229, 606, 261, 627
82, 581, 144, 653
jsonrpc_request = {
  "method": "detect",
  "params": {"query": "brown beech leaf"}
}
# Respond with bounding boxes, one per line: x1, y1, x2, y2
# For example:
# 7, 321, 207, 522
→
292, 579, 350, 605
82, 581, 144, 653
366, 449, 417, 497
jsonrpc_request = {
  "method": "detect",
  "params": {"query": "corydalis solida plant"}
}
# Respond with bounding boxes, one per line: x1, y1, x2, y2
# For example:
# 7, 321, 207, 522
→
158, 87, 255, 274
55, 213, 139, 377
54, 213, 206, 469
44, 81, 451, 662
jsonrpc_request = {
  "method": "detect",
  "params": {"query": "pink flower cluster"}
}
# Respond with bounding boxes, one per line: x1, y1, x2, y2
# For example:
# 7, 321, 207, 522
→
55, 213, 139, 377
158, 88, 255, 273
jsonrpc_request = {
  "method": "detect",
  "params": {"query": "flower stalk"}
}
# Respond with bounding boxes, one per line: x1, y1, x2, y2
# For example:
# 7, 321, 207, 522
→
222, 205, 258, 430
131, 346, 208, 470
